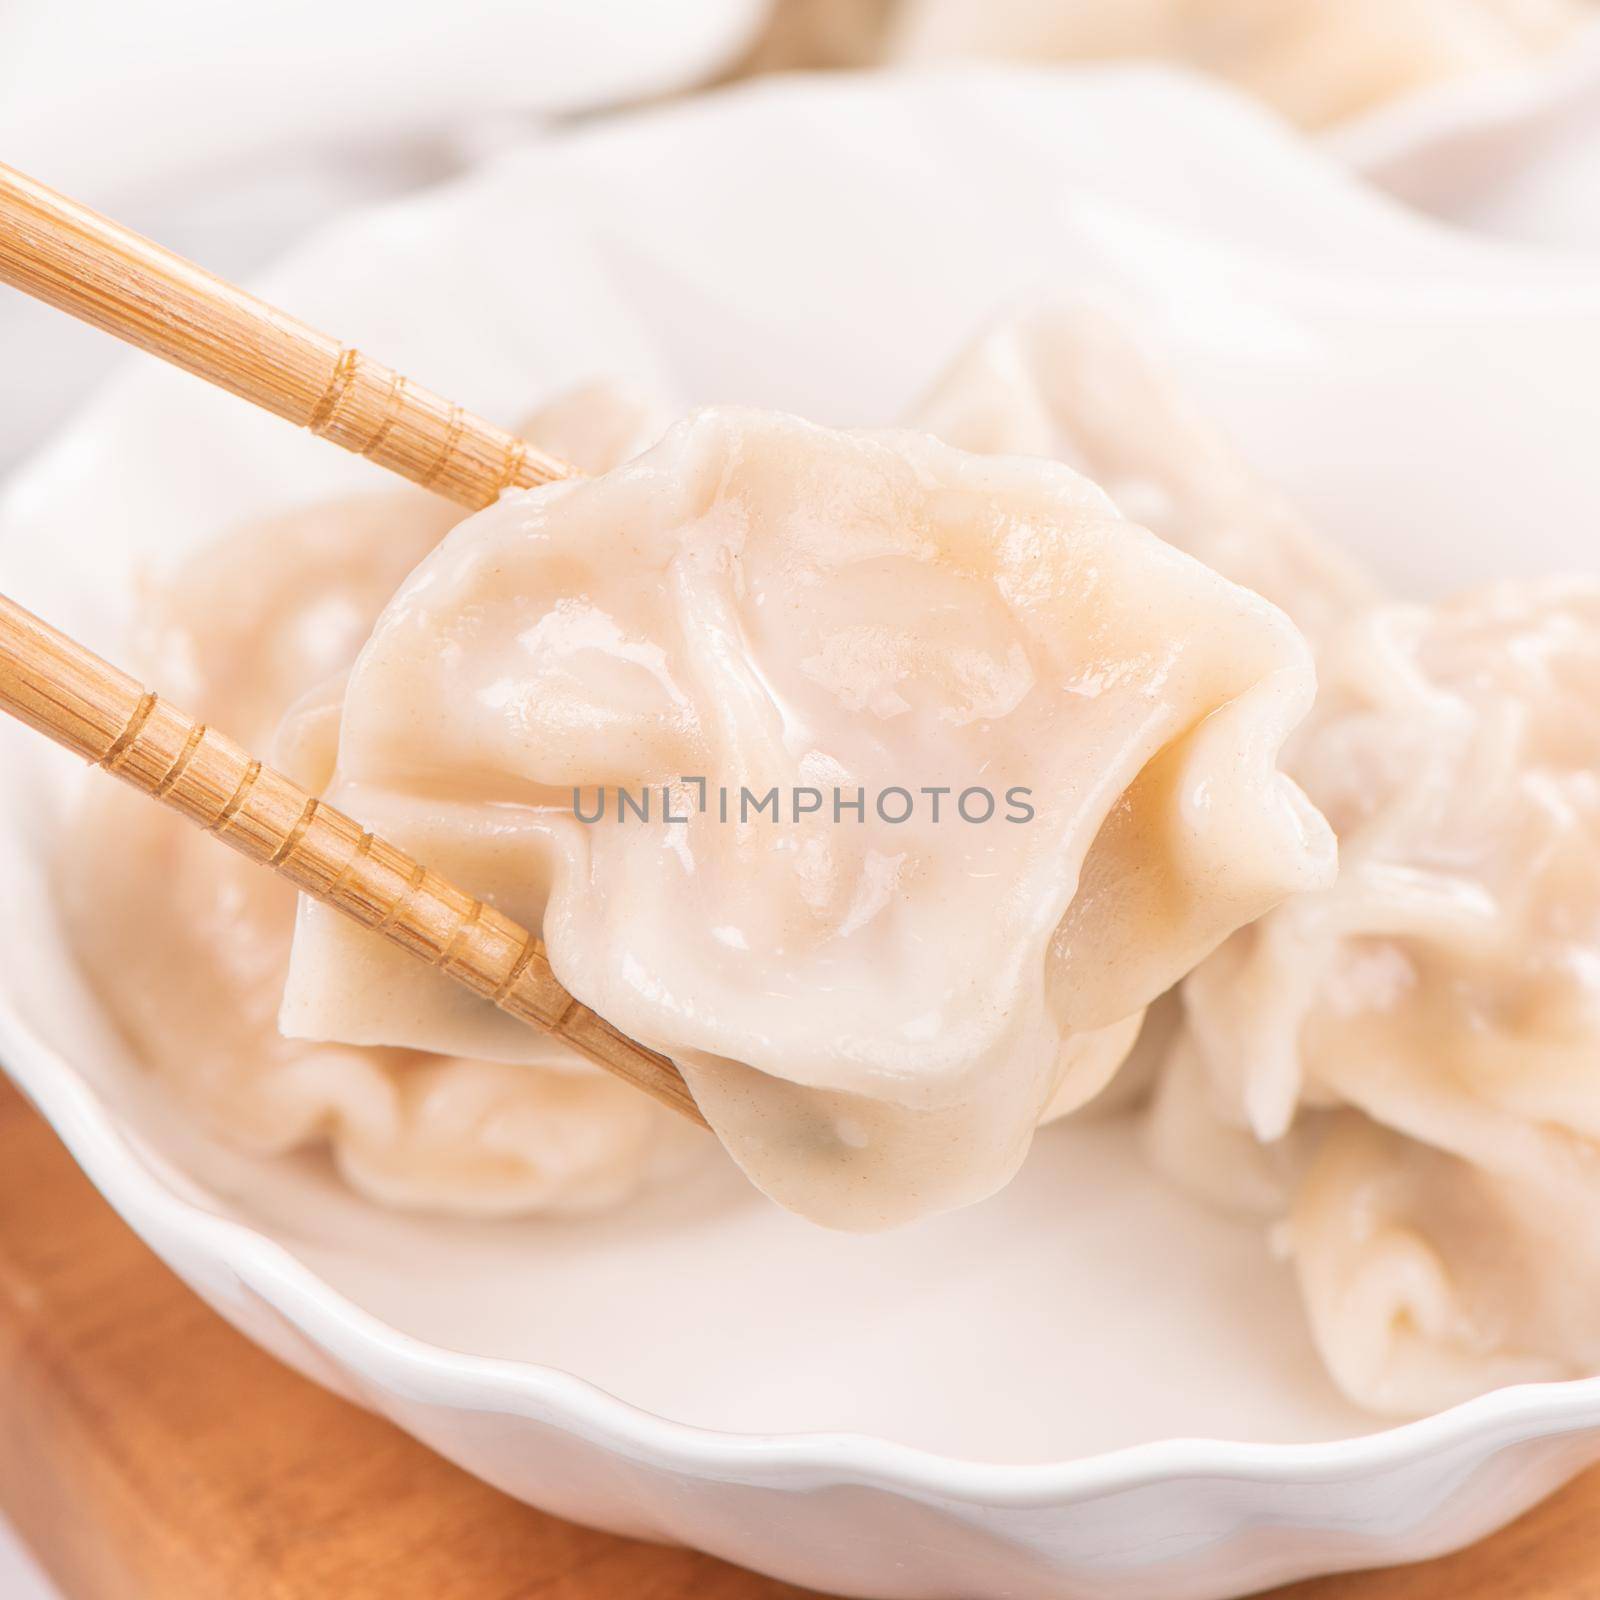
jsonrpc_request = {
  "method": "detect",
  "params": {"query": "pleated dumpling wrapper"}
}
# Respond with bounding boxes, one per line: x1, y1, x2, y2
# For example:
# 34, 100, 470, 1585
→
55, 381, 696, 1219
910, 302, 1379, 650
1152, 580, 1600, 1412
281, 407, 1335, 1229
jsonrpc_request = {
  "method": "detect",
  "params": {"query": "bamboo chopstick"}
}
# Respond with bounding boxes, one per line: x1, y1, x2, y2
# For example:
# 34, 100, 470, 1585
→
0, 160, 573, 510
0, 593, 706, 1129
0, 164, 702, 1123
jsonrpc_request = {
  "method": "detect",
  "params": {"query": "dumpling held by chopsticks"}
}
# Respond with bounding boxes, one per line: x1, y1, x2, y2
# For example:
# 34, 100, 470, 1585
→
279, 408, 1333, 1228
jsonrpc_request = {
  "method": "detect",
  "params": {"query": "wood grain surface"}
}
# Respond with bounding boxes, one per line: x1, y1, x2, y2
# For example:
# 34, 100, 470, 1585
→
1, 1073, 1597, 1600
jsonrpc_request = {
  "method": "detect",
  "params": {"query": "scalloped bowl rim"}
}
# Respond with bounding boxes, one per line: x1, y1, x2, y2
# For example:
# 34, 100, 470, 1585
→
8, 63, 1600, 1522
8, 1003, 1600, 1504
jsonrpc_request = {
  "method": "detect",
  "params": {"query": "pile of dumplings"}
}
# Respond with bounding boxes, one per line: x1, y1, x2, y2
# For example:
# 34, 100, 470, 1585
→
58, 305, 1600, 1417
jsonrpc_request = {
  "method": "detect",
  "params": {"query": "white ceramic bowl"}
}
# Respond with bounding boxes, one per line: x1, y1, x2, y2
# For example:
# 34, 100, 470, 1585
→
5, 69, 1600, 1600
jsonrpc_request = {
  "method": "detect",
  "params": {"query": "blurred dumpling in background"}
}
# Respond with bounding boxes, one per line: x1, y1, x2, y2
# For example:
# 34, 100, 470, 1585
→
910, 302, 1378, 648
892, 0, 1593, 128
283, 406, 1335, 1230
1150, 579, 1600, 1412
55, 382, 702, 1218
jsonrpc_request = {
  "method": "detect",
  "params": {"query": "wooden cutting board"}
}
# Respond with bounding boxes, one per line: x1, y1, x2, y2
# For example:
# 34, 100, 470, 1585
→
1, 1073, 1596, 1600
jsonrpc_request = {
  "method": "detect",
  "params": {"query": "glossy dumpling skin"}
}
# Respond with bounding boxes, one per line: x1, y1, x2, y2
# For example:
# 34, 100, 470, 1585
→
911, 302, 1378, 650
284, 406, 1334, 1229
1155, 580, 1600, 1412
912, 304, 1377, 1124
56, 383, 699, 1218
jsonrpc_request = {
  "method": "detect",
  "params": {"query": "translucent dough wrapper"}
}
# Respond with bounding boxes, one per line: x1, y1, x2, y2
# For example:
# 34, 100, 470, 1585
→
1288, 1117, 1585, 1415
285, 406, 1334, 1229
1157, 580, 1600, 1412
912, 302, 1379, 1122
910, 302, 1378, 649
55, 382, 699, 1218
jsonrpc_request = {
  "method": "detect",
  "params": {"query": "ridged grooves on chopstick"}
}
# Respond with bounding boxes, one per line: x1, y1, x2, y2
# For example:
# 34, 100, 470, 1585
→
0, 161, 574, 508
0, 594, 706, 1127
0, 162, 698, 1121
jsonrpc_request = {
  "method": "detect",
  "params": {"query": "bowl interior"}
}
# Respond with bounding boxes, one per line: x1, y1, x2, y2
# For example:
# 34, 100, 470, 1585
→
5, 66, 1600, 1466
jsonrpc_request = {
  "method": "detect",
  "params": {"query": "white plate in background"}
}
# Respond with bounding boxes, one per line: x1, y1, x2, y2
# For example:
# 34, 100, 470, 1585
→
0, 0, 766, 477
4, 68, 1600, 1599
1337, 20, 1600, 249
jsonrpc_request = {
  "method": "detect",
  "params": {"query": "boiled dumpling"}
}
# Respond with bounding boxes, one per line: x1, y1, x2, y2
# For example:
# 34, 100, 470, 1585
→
1288, 1116, 1590, 1414
283, 406, 1334, 1229
56, 382, 698, 1217
892, 0, 1591, 129
910, 302, 1378, 649
912, 304, 1376, 1125
1153, 579, 1600, 1411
